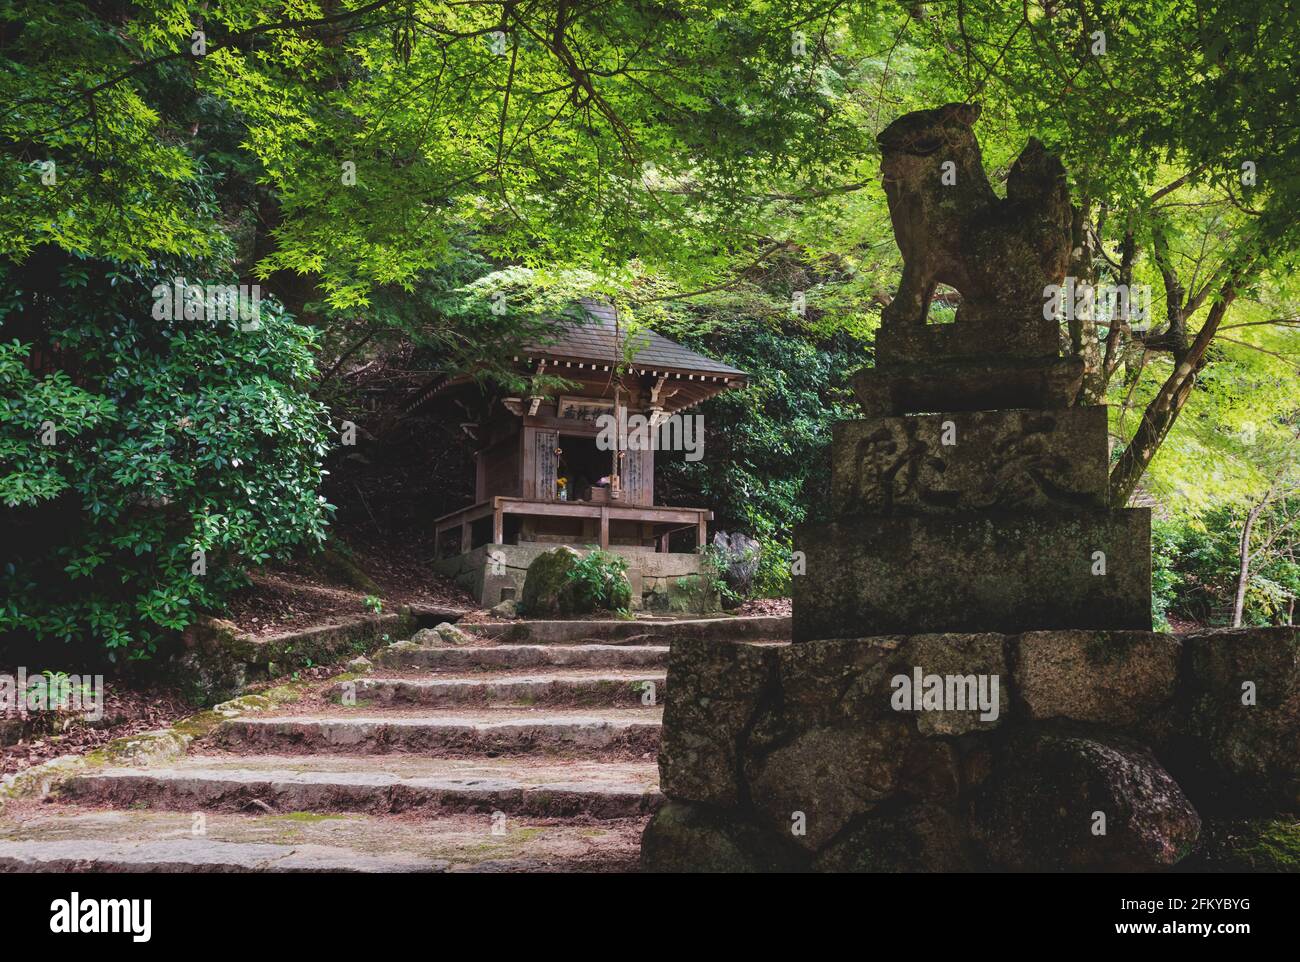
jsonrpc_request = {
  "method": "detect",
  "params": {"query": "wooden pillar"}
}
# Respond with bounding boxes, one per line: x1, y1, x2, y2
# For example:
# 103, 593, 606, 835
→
599, 505, 610, 550
697, 514, 708, 548
461, 518, 471, 553
658, 530, 670, 554
493, 505, 504, 545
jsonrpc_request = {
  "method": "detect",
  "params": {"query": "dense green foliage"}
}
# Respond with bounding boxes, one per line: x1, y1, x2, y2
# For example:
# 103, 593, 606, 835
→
2, 1, 1297, 651
2, 0, 880, 299
1154, 505, 1300, 630
0, 252, 331, 658
654, 284, 867, 596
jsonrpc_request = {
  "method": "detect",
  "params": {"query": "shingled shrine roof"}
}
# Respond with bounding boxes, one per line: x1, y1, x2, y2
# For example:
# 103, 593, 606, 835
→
520, 299, 746, 379
403, 299, 745, 416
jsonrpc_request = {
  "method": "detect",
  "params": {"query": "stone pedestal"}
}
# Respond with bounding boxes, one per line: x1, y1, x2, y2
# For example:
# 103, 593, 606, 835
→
794, 402, 1151, 639
828, 407, 1110, 513
853, 355, 1084, 417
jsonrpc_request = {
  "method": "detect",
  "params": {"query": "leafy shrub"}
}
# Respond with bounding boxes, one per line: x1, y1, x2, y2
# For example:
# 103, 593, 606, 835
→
19, 670, 95, 736
752, 534, 794, 598
1150, 517, 1184, 631
0, 253, 332, 659
563, 548, 633, 614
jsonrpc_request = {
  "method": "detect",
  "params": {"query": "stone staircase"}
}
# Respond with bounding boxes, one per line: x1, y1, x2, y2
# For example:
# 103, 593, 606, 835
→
0, 615, 787, 873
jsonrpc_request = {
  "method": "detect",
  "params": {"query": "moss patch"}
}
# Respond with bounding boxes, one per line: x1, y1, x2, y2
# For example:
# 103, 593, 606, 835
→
1236, 820, 1300, 871
269, 812, 350, 824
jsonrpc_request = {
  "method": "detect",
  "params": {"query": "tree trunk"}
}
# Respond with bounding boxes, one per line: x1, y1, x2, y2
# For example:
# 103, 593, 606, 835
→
1108, 273, 1243, 506
1086, 227, 1136, 403
1067, 203, 1101, 396
1148, 225, 1189, 357
1232, 499, 1266, 628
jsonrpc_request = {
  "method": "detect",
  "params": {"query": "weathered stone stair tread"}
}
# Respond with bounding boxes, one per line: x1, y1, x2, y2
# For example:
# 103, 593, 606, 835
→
233, 708, 663, 723
78, 753, 660, 780
465, 614, 789, 644
376, 643, 669, 669
212, 709, 663, 755
368, 669, 667, 682
337, 672, 665, 706
358, 670, 670, 686
61, 755, 662, 818
0, 807, 641, 873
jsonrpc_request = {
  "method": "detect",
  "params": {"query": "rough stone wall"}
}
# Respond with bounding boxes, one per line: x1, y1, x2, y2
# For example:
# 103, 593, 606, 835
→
642, 627, 1298, 871
435, 543, 714, 610
647, 110, 1298, 873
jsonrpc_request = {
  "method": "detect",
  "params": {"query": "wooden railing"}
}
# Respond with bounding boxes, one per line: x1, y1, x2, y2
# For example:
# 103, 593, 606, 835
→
433, 496, 711, 555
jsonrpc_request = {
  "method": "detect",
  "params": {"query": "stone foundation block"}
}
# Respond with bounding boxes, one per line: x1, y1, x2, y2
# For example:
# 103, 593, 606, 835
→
853, 355, 1084, 416
969, 732, 1201, 871
1015, 629, 1181, 728
792, 508, 1151, 639
657, 639, 777, 807
1178, 626, 1300, 813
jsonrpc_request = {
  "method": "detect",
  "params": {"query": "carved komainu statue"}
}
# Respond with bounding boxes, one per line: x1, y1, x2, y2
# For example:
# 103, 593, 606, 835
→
877, 103, 1072, 336
855, 103, 1085, 413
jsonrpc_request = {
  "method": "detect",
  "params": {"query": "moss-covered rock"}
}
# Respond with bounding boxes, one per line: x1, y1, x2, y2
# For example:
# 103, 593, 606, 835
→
169, 617, 248, 705
434, 622, 473, 645
1187, 817, 1300, 872
520, 547, 583, 617
519, 547, 633, 616
667, 574, 719, 613
970, 732, 1201, 871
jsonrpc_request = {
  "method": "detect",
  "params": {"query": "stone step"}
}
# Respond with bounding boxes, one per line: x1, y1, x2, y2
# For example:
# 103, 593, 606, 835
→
329, 671, 666, 708
0, 806, 642, 873
60, 755, 662, 819
465, 614, 789, 645
374, 642, 669, 670
210, 709, 663, 756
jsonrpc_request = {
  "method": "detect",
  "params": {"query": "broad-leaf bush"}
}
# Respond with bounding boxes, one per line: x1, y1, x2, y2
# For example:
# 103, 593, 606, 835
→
562, 549, 633, 615
0, 252, 332, 659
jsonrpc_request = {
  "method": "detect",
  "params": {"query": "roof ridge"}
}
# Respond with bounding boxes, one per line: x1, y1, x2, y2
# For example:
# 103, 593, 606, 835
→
522, 299, 746, 377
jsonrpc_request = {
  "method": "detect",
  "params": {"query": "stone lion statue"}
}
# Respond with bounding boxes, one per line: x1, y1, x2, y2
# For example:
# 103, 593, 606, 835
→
877, 103, 1072, 333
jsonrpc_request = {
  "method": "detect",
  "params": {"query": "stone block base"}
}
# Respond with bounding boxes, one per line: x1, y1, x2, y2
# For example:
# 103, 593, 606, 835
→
792, 508, 1151, 639
643, 627, 1299, 872
853, 355, 1084, 416
433, 543, 716, 611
